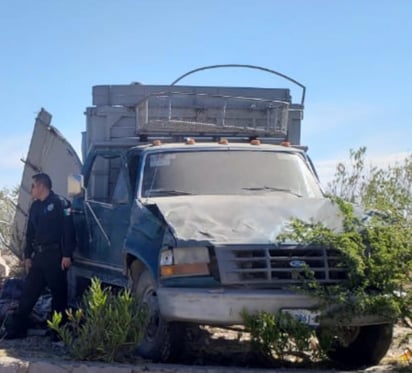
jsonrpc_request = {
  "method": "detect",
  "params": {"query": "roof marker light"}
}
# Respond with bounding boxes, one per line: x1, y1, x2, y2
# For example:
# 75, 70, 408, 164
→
250, 139, 261, 145
152, 139, 162, 146
218, 138, 229, 145
185, 138, 196, 145
281, 141, 291, 147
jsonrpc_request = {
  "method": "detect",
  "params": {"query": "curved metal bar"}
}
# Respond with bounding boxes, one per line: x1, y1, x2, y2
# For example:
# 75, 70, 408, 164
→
170, 64, 306, 105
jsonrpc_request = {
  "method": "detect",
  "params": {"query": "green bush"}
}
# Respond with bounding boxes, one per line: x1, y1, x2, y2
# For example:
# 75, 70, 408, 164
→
242, 148, 412, 362
47, 277, 147, 362
278, 197, 411, 321
242, 309, 318, 362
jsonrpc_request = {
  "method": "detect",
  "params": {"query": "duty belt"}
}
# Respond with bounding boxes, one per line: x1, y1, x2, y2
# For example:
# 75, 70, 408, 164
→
33, 242, 60, 254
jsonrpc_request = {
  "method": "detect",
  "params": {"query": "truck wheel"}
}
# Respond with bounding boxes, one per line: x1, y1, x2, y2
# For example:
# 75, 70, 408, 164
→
131, 267, 184, 362
317, 324, 393, 368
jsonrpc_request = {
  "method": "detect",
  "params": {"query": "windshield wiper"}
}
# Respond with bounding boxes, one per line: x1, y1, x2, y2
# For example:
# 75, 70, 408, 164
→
146, 189, 193, 196
242, 186, 303, 197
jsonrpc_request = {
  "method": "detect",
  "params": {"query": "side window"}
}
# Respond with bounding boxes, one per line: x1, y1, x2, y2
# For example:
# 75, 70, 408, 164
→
112, 167, 129, 204
86, 153, 123, 203
127, 154, 141, 196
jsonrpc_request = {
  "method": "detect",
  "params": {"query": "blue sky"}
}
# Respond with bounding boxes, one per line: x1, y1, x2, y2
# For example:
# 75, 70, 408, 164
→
1, 0, 411, 189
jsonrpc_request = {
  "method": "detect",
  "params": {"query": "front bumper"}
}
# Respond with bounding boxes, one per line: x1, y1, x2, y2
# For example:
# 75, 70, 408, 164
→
157, 287, 318, 325
157, 287, 391, 326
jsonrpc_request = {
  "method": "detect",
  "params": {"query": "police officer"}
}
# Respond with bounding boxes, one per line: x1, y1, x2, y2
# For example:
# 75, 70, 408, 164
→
4, 173, 76, 339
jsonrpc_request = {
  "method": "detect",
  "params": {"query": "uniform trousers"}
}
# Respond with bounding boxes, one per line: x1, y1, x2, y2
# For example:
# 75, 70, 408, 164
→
13, 249, 68, 334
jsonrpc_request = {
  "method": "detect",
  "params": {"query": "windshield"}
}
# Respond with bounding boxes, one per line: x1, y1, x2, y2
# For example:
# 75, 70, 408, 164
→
141, 150, 323, 198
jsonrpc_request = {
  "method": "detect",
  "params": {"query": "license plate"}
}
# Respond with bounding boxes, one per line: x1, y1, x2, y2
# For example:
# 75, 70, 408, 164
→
281, 308, 320, 326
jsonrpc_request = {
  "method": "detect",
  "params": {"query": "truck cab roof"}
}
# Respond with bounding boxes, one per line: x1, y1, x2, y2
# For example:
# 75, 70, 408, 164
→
88, 140, 307, 153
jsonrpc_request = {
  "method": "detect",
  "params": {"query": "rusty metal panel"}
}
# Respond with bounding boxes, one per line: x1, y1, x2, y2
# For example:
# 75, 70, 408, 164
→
10, 109, 82, 258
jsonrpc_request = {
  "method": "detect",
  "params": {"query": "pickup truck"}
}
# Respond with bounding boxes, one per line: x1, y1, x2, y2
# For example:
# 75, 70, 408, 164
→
11, 65, 393, 366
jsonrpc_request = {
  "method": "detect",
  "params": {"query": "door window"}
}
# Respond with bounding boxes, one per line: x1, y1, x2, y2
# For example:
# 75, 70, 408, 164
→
86, 153, 124, 203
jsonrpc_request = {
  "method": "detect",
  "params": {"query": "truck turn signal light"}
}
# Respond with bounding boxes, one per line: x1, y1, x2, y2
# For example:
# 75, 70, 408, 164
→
185, 138, 196, 145
160, 263, 209, 277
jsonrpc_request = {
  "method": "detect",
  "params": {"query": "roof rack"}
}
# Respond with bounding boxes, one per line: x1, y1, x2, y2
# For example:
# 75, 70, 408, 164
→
84, 65, 305, 158
135, 91, 291, 140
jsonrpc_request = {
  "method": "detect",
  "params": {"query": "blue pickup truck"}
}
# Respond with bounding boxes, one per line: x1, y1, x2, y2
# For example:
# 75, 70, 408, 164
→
12, 66, 393, 366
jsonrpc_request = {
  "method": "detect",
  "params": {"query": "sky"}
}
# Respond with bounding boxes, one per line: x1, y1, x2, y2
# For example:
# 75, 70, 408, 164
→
0, 0, 411, 190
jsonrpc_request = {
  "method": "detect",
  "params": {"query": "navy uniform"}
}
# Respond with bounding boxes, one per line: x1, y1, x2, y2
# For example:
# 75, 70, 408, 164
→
7, 191, 75, 337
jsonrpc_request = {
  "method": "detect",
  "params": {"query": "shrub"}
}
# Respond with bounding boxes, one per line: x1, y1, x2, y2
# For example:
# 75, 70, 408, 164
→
242, 148, 412, 361
242, 309, 318, 362
47, 277, 147, 362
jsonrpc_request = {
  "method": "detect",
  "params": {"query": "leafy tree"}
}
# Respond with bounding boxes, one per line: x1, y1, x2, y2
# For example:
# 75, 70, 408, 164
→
0, 187, 17, 252
325, 147, 412, 320
327, 147, 412, 217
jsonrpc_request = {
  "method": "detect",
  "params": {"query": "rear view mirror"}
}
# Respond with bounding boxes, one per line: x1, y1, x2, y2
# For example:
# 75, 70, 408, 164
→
68, 174, 84, 197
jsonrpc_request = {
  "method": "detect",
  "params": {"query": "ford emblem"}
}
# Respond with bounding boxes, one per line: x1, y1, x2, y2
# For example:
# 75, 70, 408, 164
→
289, 260, 306, 268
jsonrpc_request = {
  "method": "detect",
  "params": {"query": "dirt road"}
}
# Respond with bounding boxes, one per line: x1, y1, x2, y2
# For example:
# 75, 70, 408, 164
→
0, 324, 410, 372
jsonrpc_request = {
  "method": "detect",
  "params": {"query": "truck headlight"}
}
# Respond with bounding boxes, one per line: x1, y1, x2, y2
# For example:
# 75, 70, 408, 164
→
160, 247, 210, 277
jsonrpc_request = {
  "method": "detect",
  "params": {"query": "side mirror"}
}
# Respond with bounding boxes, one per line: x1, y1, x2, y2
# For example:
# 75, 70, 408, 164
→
68, 174, 84, 197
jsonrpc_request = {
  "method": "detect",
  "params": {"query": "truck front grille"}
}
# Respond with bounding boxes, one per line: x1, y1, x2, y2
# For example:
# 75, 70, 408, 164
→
214, 244, 348, 286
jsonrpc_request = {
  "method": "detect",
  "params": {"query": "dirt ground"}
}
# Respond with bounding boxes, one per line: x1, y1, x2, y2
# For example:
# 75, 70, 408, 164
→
1, 253, 412, 371
0, 322, 411, 371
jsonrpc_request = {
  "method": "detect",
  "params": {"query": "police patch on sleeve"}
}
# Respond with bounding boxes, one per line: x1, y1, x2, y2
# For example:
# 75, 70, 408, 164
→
47, 203, 54, 212
64, 207, 72, 216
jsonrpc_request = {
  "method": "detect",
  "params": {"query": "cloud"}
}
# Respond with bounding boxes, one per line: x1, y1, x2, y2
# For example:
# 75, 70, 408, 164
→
302, 98, 411, 191
314, 151, 411, 188
357, 129, 412, 155
302, 99, 411, 158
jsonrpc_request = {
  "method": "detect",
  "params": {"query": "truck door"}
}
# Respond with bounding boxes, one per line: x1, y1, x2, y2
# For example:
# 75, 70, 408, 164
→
79, 151, 132, 268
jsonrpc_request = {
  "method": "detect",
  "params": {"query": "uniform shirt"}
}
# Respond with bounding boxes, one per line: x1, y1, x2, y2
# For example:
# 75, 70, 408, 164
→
24, 191, 76, 259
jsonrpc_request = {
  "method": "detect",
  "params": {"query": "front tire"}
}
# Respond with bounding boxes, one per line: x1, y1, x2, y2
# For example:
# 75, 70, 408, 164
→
318, 324, 393, 368
131, 265, 184, 362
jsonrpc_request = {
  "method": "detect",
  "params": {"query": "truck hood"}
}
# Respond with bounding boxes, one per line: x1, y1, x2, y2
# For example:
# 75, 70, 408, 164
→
145, 195, 343, 245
